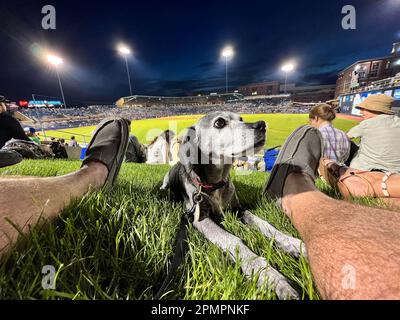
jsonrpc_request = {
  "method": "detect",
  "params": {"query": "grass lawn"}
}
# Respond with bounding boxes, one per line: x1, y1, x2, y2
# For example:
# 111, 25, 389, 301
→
44, 114, 358, 148
0, 114, 375, 300
0, 160, 386, 300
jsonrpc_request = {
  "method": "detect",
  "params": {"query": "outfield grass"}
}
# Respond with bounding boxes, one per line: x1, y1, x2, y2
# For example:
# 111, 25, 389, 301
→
44, 114, 357, 148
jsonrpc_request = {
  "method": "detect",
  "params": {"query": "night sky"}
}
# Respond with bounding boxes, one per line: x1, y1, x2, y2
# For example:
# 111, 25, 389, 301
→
0, 0, 399, 104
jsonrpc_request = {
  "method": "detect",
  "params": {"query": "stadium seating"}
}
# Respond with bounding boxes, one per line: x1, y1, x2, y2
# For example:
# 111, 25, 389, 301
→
19, 99, 312, 131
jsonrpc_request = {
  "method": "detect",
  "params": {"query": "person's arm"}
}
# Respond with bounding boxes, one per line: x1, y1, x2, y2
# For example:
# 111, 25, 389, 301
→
160, 139, 168, 164
347, 123, 363, 139
7, 115, 30, 141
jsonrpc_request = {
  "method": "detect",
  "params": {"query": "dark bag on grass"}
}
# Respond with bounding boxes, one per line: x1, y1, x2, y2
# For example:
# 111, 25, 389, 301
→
2, 139, 54, 159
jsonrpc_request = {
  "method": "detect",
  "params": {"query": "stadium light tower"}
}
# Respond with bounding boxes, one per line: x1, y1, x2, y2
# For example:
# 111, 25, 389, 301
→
221, 46, 234, 93
47, 54, 67, 108
281, 62, 296, 94
118, 44, 133, 96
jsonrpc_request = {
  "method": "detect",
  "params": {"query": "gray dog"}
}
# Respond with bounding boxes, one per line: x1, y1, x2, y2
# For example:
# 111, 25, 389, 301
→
161, 111, 306, 300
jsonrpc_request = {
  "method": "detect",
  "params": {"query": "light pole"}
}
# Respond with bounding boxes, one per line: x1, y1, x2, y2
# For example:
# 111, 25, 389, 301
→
281, 62, 295, 94
118, 45, 133, 96
221, 46, 234, 94
47, 54, 67, 108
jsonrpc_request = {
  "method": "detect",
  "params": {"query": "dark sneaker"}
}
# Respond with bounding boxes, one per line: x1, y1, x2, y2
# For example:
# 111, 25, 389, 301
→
82, 117, 130, 188
263, 125, 323, 204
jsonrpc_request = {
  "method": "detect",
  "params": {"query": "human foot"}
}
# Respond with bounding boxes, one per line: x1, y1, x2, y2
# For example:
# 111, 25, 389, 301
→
263, 125, 323, 205
82, 117, 130, 189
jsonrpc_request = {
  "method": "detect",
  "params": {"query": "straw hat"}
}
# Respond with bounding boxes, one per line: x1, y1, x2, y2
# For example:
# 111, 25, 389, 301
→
325, 99, 339, 107
355, 94, 395, 115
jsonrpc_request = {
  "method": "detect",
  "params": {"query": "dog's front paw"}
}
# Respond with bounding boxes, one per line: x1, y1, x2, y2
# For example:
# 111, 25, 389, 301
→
244, 256, 300, 300
278, 237, 307, 260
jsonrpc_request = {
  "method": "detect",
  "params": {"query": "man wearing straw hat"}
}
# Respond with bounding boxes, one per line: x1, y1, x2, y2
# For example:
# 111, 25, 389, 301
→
347, 94, 400, 172
319, 94, 400, 207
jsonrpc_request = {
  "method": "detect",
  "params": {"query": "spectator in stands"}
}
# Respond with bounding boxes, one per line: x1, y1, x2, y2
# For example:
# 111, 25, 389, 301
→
319, 95, 400, 207
69, 136, 79, 147
146, 130, 175, 164
309, 103, 350, 164
0, 102, 28, 168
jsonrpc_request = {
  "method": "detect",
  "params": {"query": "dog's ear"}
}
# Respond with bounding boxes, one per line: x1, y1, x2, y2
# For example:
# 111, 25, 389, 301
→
178, 126, 200, 173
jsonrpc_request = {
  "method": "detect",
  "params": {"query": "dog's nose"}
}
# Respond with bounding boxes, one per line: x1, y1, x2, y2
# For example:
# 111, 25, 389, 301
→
252, 121, 266, 132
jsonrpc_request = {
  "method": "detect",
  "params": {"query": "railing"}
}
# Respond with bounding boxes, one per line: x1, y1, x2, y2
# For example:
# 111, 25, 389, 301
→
42, 129, 92, 145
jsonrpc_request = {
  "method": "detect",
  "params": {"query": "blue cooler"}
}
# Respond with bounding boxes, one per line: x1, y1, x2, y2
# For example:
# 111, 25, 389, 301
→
263, 147, 280, 172
80, 147, 87, 160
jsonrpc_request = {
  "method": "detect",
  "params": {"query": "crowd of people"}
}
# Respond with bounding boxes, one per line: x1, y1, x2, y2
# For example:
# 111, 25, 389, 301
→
18, 99, 311, 131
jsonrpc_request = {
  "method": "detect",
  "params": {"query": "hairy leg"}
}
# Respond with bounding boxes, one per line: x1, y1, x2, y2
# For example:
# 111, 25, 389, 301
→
0, 162, 107, 254
282, 172, 400, 299
193, 217, 299, 300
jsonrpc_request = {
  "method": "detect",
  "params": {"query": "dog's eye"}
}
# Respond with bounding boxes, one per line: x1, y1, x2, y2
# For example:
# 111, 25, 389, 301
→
214, 118, 226, 129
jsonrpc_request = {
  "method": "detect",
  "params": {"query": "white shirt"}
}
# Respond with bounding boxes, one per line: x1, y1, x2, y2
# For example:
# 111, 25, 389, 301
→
146, 137, 169, 164
348, 115, 400, 172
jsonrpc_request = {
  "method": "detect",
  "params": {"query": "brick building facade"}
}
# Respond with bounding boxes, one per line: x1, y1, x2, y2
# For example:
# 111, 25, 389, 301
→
335, 42, 400, 97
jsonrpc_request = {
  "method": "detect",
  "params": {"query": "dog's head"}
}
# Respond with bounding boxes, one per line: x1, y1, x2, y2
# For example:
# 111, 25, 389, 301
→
179, 111, 266, 169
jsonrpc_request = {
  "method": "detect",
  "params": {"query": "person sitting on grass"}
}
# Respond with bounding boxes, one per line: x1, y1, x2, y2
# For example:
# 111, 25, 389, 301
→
68, 136, 79, 147
318, 94, 400, 208
49, 138, 68, 159
0, 102, 28, 168
25, 127, 41, 145
0, 117, 131, 256
146, 130, 175, 164
264, 125, 400, 299
308, 103, 350, 164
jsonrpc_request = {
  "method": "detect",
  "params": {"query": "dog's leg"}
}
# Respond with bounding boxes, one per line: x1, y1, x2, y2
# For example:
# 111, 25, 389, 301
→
160, 172, 170, 190
242, 210, 307, 259
193, 217, 300, 300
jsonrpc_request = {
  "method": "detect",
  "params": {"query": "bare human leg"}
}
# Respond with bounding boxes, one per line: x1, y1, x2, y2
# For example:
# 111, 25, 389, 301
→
0, 161, 107, 254
0, 116, 131, 257
320, 159, 400, 205
282, 172, 400, 300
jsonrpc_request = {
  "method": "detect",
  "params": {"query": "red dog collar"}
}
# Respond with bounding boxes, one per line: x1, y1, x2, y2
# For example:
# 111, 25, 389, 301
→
192, 176, 227, 192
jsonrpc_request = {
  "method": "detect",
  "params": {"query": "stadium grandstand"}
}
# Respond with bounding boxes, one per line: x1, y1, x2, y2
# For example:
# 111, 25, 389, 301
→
115, 93, 243, 107
14, 93, 312, 131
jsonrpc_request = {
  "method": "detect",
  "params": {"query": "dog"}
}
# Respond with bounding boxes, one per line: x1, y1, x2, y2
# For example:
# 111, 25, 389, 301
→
161, 111, 305, 300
